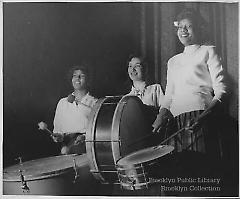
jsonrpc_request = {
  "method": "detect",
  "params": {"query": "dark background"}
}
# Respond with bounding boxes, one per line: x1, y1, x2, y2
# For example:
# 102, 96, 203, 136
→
3, 3, 143, 166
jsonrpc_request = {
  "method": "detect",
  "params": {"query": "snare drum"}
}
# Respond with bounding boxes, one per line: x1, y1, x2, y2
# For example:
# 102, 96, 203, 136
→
86, 95, 158, 184
116, 145, 174, 190
3, 154, 92, 195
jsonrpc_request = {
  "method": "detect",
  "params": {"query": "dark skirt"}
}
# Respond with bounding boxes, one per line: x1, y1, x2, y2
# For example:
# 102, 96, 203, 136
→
165, 109, 223, 160
167, 110, 206, 153
160, 110, 224, 180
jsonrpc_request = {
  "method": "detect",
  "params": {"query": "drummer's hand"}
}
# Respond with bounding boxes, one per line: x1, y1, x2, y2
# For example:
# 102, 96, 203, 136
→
152, 108, 173, 133
74, 134, 86, 145
52, 133, 64, 142
61, 146, 70, 155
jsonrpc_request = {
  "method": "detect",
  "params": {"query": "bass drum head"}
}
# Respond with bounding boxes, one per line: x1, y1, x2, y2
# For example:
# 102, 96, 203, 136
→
113, 95, 159, 159
86, 95, 160, 184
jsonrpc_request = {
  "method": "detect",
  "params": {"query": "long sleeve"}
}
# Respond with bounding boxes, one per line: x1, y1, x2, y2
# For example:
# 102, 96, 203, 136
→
53, 99, 64, 134
207, 46, 227, 102
161, 60, 174, 110
53, 94, 97, 134
153, 84, 164, 108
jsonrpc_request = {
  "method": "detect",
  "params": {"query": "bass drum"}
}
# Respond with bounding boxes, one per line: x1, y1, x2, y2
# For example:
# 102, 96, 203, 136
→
3, 154, 95, 195
86, 95, 159, 184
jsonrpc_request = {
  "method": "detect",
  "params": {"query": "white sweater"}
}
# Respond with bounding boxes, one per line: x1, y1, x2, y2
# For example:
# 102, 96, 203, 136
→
161, 44, 226, 117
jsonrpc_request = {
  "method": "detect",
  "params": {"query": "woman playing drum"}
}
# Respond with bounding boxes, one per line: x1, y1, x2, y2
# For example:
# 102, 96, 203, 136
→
126, 54, 173, 131
152, 8, 227, 180
52, 64, 98, 155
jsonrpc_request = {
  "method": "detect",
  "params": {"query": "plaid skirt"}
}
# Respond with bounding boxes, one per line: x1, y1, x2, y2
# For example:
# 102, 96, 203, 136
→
166, 110, 206, 153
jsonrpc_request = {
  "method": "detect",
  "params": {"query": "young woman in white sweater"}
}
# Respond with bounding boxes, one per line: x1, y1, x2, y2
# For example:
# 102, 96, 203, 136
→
152, 8, 227, 158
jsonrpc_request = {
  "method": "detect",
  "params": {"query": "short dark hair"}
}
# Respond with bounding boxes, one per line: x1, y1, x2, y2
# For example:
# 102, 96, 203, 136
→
127, 54, 149, 81
176, 8, 206, 26
126, 54, 154, 89
174, 8, 209, 44
67, 64, 92, 89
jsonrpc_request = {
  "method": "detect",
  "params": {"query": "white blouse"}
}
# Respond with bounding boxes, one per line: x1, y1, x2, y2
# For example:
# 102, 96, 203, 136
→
161, 44, 226, 117
53, 93, 97, 134
128, 83, 164, 108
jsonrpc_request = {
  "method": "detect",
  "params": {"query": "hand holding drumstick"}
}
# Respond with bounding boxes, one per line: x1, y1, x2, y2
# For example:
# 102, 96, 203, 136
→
38, 121, 64, 142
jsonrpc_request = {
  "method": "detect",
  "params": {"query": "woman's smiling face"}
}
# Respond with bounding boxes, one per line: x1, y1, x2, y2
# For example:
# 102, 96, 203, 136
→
177, 18, 197, 46
128, 57, 144, 82
72, 69, 87, 90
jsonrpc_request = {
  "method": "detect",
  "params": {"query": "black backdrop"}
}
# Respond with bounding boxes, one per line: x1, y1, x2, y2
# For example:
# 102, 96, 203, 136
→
3, 2, 142, 167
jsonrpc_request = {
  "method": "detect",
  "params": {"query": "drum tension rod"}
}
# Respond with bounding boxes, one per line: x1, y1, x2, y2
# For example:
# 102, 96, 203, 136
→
16, 156, 30, 193
85, 140, 120, 142
19, 170, 30, 193
91, 170, 118, 173
126, 177, 136, 191
72, 158, 79, 183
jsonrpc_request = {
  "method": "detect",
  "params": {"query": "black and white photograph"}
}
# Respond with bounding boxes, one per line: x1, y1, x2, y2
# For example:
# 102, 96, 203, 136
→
2, 1, 239, 197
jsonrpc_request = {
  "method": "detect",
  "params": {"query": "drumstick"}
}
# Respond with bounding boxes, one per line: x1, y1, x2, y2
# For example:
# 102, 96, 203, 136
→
158, 118, 199, 145
159, 127, 185, 145
38, 121, 53, 136
126, 127, 186, 148
38, 121, 86, 135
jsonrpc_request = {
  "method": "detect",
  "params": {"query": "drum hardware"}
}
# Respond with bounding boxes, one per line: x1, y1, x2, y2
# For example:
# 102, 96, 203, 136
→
125, 177, 137, 191
19, 170, 30, 193
103, 102, 124, 105
15, 156, 30, 193
86, 96, 156, 184
15, 157, 23, 164
90, 165, 118, 178
116, 162, 150, 190
72, 158, 79, 183
85, 140, 120, 142
127, 163, 148, 191
116, 145, 174, 190
91, 170, 118, 173
105, 95, 124, 97
3, 154, 93, 195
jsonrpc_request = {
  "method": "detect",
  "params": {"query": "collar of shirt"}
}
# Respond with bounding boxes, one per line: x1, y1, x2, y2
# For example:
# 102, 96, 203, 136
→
131, 82, 147, 97
183, 44, 200, 54
70, 92, 91, 105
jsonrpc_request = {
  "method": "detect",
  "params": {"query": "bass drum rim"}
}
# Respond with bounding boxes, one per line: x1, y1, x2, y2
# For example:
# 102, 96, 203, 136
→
86, 97, 107, 182
86, 95, 151, 183
111, 95, 136, 163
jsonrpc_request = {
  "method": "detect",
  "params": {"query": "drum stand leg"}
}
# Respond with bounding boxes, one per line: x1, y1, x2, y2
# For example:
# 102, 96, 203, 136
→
19, 170, 30, 193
